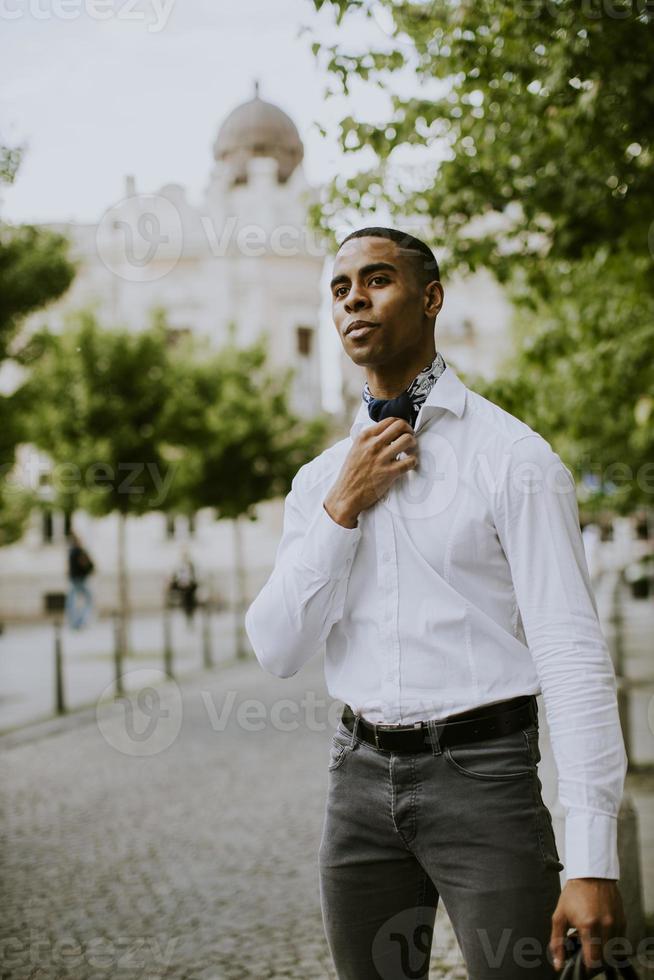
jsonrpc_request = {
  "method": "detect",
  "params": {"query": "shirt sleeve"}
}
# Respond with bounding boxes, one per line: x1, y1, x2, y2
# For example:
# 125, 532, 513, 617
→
244, 467, 362, 679
493, 434, 628, 880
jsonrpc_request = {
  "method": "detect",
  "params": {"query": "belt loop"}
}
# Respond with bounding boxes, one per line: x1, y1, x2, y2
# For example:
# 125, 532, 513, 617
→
349, 711, 361, 749
426, 719, 444, 756
530, 695, 539, 727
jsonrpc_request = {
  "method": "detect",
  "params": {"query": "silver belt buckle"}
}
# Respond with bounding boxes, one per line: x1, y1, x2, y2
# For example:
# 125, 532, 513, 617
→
373, 721, 423, 750
373, 722, 398, 750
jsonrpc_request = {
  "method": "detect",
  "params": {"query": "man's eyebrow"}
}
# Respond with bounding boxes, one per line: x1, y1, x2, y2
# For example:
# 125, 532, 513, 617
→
330, 262, 398, 291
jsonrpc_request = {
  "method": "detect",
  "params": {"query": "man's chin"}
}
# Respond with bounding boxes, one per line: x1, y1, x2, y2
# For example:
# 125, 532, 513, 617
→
345, 346, 387, 367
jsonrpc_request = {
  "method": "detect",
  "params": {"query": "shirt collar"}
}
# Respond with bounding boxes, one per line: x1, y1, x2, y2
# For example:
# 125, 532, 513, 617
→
349, 362, 467, 440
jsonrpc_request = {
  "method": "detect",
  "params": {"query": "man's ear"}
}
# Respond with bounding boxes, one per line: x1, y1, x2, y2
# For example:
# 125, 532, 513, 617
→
424, 280, 444, 319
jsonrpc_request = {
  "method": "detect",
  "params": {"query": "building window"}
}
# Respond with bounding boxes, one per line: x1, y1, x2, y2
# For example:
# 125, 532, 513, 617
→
40, 509, 70, 545
296, 325, 313, 357
165, 326, 192, 349
166, 512, 196, 540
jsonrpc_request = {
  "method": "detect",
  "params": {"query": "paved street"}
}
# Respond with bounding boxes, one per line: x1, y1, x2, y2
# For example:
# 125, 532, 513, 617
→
1, 571, 652, 979
0, 655, 466, 980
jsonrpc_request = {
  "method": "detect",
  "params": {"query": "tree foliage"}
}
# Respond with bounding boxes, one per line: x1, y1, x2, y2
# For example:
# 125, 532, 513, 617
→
0, 142, 77, 545
18, 310, 331, 522
310, 0, 654, 285
310, 0, 654, 512
17, 310, 182, 518
468, 251, 654, 513
165, 328, 331, 520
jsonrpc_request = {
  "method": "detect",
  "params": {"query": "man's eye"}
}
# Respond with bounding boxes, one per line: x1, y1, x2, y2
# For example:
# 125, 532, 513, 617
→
370, 276, 389, 285
334, 286, 348, 298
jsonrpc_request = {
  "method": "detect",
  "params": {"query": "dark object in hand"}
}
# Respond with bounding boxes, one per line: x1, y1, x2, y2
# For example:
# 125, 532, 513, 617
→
559, 930, 640, 979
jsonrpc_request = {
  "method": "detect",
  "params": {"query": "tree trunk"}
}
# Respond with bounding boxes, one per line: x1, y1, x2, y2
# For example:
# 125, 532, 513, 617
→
117, 511, 131, 659
232, 516, 247, 659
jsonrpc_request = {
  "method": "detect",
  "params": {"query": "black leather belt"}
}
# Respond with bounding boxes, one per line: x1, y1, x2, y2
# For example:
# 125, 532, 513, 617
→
341, 695, 537, 754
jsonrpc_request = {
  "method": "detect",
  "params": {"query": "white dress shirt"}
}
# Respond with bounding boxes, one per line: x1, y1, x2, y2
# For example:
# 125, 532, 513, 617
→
245, 362, 627, 880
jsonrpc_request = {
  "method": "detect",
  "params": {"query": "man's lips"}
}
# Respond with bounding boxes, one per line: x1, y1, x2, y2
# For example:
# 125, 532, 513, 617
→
345, 320, 380, 336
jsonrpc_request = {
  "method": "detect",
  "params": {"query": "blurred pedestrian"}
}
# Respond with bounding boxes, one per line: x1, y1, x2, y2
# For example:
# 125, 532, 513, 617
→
169, 548, 198, 625
66, 531, 95, 630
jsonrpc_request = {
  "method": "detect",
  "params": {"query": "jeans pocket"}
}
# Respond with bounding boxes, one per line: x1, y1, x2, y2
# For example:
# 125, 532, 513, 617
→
443, 727, 535, 780
327, 733, 352, 772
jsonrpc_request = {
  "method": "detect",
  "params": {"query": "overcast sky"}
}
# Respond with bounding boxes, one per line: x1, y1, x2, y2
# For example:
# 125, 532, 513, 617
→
0, 0, 409, 223
0, 0, 444, 410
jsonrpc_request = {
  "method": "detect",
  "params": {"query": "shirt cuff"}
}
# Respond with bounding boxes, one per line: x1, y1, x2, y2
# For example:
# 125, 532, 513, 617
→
564, 811, 620, 880
298, 503, 362, 579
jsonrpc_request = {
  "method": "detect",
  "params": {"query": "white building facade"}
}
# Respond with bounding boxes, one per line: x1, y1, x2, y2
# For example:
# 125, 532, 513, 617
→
2, 87, 328, 619
2, 87, 517, 620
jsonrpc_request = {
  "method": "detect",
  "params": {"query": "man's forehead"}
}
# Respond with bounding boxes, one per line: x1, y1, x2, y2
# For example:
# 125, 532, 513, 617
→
332, 237, 406, 275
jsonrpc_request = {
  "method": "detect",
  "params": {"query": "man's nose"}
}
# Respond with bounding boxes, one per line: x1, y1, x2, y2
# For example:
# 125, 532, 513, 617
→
344, 288, 369, 313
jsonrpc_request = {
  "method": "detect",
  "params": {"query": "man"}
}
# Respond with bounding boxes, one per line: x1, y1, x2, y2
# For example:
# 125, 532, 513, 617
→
245, 228, 628, 979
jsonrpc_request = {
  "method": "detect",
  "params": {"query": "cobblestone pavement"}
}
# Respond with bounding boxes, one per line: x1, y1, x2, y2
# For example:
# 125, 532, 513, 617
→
0, 656, 467, 980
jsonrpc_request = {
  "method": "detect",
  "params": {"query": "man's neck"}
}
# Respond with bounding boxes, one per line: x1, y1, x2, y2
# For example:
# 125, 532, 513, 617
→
365, 347, 437, 399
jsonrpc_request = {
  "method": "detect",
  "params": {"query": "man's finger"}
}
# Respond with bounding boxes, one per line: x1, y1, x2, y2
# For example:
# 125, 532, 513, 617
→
549, 913, 568, 971
580, 926, 604, 971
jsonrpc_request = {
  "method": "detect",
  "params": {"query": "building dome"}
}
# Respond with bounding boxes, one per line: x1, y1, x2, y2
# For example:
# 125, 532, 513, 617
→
213, 82, 304, 186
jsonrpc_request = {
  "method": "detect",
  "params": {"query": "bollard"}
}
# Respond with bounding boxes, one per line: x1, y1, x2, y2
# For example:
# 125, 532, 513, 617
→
163, 600, 174, 679
202, 601, 213, 669
604, 569, 646, 948
112, 610, 125, 697
54, 619, 65, 715
44, 592, 67, 716
617, 794, 647, 951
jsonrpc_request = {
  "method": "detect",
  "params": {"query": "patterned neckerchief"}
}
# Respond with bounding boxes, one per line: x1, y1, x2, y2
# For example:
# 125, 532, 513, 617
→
361, 350, 447, 428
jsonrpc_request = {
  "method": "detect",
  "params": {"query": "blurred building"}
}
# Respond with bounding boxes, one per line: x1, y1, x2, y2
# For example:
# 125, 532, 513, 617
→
31, 81, 323, 419
2, 85, 329, 618
2, 86, 520, 620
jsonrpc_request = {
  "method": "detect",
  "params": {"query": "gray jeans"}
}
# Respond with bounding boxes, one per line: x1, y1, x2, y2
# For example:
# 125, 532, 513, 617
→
318, 704, 564, 980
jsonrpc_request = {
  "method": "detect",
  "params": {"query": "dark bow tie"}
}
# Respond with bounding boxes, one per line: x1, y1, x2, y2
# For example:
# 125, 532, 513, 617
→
367, 389, 415, 427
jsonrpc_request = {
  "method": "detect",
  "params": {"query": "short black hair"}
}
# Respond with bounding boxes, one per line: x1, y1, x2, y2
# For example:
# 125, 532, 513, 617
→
337, 226, 440, 287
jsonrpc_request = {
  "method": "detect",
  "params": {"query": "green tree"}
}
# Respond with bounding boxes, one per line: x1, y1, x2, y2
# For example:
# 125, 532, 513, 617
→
310, 1, 654, 511
20, 310, 331, 659
167, 327, 331, 656
0, 141, 76, 544
18, 310, 182, 656
310, 0, 653, 282
468, 251, 654, 513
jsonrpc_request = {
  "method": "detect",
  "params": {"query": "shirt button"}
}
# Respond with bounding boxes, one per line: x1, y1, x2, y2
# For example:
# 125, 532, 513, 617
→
381, 552, 390, 563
